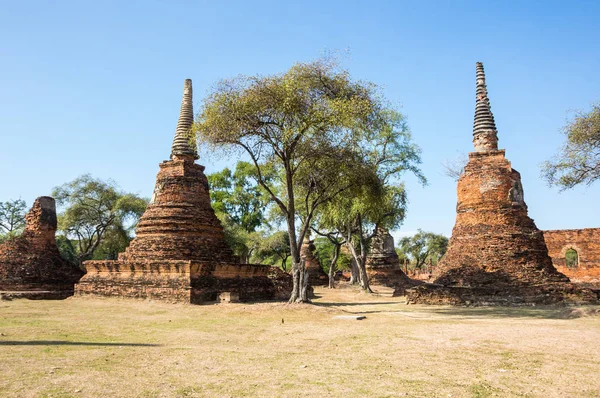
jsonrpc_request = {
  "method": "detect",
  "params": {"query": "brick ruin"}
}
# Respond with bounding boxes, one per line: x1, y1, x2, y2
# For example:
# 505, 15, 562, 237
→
75, 79, 291, 303
300, 238, 329, 286
543, 228, 600, 288
366, 227, 414, 289
407, 63, 598, 305
0, 197, 83, 299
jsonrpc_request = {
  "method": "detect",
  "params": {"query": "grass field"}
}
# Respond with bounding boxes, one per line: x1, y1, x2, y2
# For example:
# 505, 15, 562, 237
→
1, 285, 599, 398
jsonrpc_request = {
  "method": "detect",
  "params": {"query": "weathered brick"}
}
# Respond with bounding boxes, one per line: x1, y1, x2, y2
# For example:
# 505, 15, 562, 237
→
0, 197, 83, 299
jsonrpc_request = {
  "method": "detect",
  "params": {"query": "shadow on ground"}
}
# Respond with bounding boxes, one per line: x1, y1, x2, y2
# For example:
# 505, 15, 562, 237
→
0, 340, 160, 346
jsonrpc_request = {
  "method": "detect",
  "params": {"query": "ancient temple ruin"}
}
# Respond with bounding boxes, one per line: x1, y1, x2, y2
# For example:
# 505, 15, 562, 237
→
0, 197, 83, 299
300, 238, 328, 286
407, 63, 597, 305
76, 79, 290, 303
366, 227, 413, 288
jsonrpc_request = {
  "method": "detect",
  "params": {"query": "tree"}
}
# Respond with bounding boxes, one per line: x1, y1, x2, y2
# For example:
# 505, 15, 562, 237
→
0, 199, 27, 236
542, 102, 600, 190
398, 230, 448, 272
313, 110, 425, 291
52, 175, 148, 265
196, 57, 407, 302
208, 161, 273, 262
442, 152, 468, 182
253, 230, 291, 271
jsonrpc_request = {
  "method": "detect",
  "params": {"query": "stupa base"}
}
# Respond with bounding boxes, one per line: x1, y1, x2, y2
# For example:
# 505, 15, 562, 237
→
406, 283, 599, 306
76, 260, 291, 303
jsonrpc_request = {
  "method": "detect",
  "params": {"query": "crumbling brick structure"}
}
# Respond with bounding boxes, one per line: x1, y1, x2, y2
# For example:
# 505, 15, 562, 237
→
407, 63, 597, 305
0, 197, 83, 299
543, 228, 600, 287
75, 79, 291, 303
300, 238, 329, 286
366, 227, 414, 289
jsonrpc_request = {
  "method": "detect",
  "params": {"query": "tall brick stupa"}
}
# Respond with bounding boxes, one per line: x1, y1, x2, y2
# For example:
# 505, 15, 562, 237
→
407, 63, 597, 305
76, 80, 289, 303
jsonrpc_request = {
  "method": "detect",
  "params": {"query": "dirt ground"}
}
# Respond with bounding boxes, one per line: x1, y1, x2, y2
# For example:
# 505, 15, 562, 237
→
1, 284, 599, 398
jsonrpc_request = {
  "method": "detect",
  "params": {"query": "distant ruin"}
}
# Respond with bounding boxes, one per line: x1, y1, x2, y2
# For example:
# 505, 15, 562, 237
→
300, 238, 329, 286
0, 197, 83, 299
366, 227, 413, 289
75, 79, 290, 303
407, 63, 597, 305
543, 228, 600, 288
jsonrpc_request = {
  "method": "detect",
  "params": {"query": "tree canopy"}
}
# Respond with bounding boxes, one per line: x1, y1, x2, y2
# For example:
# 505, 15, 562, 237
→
542, 102, 600, 190
195, 57, 423, 302
398, 230, 448, 271
0, 198, 27, 238
52, 174, 148, 265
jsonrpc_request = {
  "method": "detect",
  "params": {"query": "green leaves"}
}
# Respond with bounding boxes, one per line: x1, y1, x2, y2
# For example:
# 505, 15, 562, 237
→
0, 198, 27, 235
52, 174, 149, 264
542, 102, 600, 190
398, 230, 448, 270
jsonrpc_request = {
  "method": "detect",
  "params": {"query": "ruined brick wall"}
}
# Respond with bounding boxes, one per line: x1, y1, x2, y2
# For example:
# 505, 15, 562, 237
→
543, 228, 600, 285
0, 197, 83, 298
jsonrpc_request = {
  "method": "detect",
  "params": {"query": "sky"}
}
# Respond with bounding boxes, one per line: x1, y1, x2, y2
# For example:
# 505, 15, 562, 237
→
1, 0, 599, 241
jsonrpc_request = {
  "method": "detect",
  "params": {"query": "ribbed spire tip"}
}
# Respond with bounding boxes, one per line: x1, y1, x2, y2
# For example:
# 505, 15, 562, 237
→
472, 62, 499, 151
171, 78, 199, 160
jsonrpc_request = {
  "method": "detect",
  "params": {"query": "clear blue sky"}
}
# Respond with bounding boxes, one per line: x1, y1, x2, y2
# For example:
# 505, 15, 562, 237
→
1, 0, 599, 239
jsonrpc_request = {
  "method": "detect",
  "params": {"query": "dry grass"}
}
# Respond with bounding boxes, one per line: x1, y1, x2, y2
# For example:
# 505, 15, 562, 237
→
1, 285, 599, 398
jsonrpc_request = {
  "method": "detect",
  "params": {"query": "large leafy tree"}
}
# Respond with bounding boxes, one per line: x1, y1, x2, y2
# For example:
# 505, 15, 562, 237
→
0, 199, 27, 240
52, 175, 148, 265
542, 102, 600, 190
195, 58, 406, 303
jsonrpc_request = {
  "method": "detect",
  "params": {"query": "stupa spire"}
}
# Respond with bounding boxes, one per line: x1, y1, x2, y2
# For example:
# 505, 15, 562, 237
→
472, 62, 499, 151
171, 79, 199, 160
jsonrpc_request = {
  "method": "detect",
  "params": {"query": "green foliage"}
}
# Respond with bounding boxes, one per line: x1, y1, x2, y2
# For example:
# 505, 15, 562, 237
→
565, 248, 579, 268
313, 237, 350, 274
398, 230, 448, 270
253, 230, 291, 270
195, 56, 424, 301
56, 235, 78, 264
52, 174, 148, 264
208, 161, 272, 233
542, 102, 600, 190
0, 198, 27, 235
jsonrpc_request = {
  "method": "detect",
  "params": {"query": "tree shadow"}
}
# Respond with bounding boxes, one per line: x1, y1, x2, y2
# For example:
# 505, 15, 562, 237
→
313, 301, 400, 307
0, 340, 160, 347
425, 306, 600, 320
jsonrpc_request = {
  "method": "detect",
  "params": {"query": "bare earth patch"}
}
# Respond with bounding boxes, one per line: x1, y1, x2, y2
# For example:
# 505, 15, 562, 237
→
1, 285, 599, 397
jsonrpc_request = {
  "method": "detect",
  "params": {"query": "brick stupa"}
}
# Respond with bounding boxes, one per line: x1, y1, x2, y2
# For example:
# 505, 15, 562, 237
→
76, 80, 289, 303
366, 227, 414, 289
407, 63, 597, 305
0, 197, 83, 299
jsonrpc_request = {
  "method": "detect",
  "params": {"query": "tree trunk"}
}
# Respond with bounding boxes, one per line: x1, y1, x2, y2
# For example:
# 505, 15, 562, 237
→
348, 250, 360, 284
348, 234, 372, 293
328, 244, 340, 289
